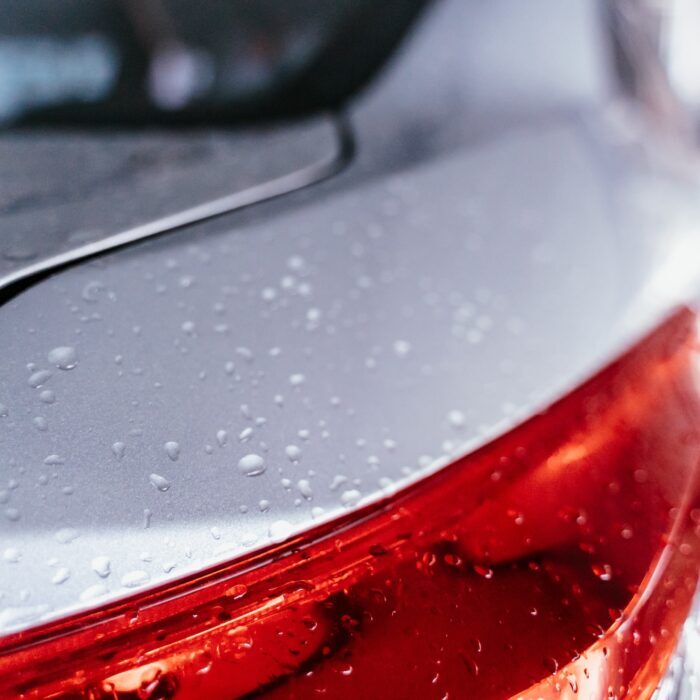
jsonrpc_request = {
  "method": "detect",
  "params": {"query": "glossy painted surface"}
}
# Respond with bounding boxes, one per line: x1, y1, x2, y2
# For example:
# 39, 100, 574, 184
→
0, 109, 699, 632
1, 310, 698, 698
1, 0, 700, 636
0, 116, 344, 294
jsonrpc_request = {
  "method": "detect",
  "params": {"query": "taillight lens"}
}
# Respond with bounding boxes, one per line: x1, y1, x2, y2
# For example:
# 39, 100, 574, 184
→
1, 309, 698, 699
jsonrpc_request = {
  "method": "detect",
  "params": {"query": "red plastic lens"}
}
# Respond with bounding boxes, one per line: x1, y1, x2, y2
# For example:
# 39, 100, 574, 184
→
1, 310, 699, 699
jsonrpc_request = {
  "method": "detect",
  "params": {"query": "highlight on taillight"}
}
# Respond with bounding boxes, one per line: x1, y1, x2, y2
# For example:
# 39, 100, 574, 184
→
0, 309, 698, 699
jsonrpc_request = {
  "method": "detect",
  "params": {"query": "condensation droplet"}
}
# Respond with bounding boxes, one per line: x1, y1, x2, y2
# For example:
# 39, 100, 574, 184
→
28, 370, 52, 388
268, 520, 293, 542
164, 441, 180, 461
0, 605, 50, 631
448, 409, 466, 428
121, 570, 150, 588
393, 339, 411, 357
297, 479, 313, 499
149, 473, 171, 492
55, 528, 79, 544
112, 441, 126, 460
285, 444, 302, 462
341, 489, 361, 507
4, 507, 20, 522
289, 373, 305, 387
3, 548, 21, 563
51, 567, 71, 585
80, 584, 108, 601
39, 390, 55, 404
92, 556, 111, 578
238, 454, 265, 477
238, 427, 253, 442
48, 346, 78, 370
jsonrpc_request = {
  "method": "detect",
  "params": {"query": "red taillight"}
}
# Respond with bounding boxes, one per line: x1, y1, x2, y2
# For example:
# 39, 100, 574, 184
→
1, 310, 699, 699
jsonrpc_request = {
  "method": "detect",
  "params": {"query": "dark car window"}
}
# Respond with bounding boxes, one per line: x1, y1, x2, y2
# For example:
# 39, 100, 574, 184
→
0, 0, 428, 126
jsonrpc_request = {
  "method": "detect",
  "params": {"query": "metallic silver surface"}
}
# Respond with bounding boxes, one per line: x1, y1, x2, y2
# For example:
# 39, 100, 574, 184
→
0, 113, 698, 632
0, 115, 346, 293
0, 0, 699, 643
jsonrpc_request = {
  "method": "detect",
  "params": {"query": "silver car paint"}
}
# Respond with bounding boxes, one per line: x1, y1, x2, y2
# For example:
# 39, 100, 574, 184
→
0, 0, 699, 635
0, 116, 346, 294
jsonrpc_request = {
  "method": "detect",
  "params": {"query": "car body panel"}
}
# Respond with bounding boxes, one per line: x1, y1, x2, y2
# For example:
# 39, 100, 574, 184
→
1, 0, 699, 636
1, 112, 699, 632
0, 115, 345, 294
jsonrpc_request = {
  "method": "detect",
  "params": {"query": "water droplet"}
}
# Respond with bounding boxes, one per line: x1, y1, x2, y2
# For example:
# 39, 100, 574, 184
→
47, 346, 77, 370
448, 410, 466, 428
592, 562, 613, 581
39, 389, 55, 404
92, 556, 111, 578
269, 520, 293, 542
149, 473, 171, 492
285, 444, 302, 462
51, 567, 71, 585
634, 469, 648, 484
330, 475, 347, 491
216, 429, 228, 447
473, 564, 494, 579
4, 507, 20, 522
226, 583, 248, 600
55, 528, 79, 544
236, 347, 254, 362
164, 441, 180, 461
121, 570, 150, 588
28, 370, 52, 388
297, 479, 313, 499
287, 255, 305, 271
80, 584, 108, 601
112, 441, 126, 460
81, 280, 107, 303
238, 427, 253, 442
393, 339, 411, 357
0, 605, 50, 632
238, 454, 265, 477
340, 489, 361, 507
0, 403, 7, 417
289, 373, 305, 387
193, 650, 213, 675
3, 548, 21, 563
543, 656, 559, 674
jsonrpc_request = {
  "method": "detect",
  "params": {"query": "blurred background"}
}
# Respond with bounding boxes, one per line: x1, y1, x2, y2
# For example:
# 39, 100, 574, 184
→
0, 0, 427, 125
